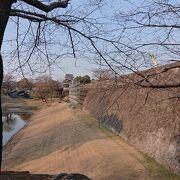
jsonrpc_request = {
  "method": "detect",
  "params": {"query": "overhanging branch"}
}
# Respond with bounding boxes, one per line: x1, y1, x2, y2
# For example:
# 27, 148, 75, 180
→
21, 0, 70, 12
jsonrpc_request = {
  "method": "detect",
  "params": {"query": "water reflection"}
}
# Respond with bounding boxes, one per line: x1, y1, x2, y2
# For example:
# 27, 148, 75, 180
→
3, 114, 26, 146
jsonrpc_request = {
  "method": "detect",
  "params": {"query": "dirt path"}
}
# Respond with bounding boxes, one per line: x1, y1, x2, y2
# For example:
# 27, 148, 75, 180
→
2, 103, 179, 180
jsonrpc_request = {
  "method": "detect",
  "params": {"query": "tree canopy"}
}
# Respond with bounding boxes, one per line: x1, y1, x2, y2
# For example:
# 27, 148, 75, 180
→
74, 75, 91, 84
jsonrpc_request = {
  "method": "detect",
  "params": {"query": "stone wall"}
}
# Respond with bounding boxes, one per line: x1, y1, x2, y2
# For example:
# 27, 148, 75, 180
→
83, 63, 180, 174
69, 82, 89, 106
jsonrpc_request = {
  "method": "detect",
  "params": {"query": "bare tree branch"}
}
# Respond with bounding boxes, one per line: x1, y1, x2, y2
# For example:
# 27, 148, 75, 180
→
21, 0, 70, 12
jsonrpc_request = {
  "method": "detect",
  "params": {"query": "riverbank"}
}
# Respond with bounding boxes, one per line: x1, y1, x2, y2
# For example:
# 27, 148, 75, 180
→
2, 95, 44, 146
2, 95, 43, 115
2, 95, 61, 146
2, 102, 179, 180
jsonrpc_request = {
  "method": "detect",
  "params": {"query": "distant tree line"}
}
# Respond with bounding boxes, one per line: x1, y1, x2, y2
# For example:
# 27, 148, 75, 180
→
74, 75, 91, 84
2, 74, 93, 102
2, 74, 63, 100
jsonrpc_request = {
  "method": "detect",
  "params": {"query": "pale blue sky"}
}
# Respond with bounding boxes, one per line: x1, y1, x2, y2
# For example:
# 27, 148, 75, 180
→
3, 0, 124, 79
2, 0, 178, 80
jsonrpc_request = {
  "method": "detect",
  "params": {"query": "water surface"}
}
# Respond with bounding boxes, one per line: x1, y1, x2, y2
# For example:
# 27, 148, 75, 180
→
3, 114, 26, 146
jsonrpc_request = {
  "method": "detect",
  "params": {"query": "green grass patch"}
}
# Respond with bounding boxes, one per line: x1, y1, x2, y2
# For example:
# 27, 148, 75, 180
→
141, 153, 179, 180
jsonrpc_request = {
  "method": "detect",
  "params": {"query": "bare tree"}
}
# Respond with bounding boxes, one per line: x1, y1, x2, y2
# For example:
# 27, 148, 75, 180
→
17, 78, 34, 90
0, 0, 180, 171
0, 0, 71, 170
93, 69, 116, 81
2, 73, 16, 93
33, 75, 61, 102
112, 0, 180, 88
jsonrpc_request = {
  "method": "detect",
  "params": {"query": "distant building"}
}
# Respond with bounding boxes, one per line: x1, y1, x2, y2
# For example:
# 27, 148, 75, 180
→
65, 74, 74, 80
63, 74, 74, 88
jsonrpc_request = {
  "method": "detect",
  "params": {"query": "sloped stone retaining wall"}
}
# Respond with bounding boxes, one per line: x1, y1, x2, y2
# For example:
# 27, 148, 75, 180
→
83, 63, 180, 174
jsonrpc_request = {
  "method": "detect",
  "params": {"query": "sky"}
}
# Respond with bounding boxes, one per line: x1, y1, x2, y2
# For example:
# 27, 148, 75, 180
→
2, 1, 93, 79
2, 0, 136, 80
3, 0, 122, 80
2, 0, 178, 81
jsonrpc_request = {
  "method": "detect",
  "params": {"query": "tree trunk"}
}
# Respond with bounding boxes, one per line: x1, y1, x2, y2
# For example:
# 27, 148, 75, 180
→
0, 51, 3, 173
0, 0, 15, 172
